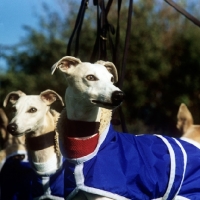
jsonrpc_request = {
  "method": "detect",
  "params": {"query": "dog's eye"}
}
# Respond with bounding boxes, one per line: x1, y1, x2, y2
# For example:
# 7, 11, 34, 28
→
86, 75, 98, 81
27, 107, 37, 113
111, 77, 114, 83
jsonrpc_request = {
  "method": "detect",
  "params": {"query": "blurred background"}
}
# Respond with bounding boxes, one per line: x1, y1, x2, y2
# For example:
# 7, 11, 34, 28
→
1, 0, 200, 140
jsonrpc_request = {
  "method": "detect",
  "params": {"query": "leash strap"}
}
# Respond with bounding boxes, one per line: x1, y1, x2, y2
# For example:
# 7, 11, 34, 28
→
91, 0, 114, 62
164, 0, 200, 28
118, 0, 132, 90
115, 0, 133, 133
66, 0, 89, 56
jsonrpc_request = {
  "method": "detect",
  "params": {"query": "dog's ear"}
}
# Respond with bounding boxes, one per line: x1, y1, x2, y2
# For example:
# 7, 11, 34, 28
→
40, 89, 64, 106
51, 56, 81, 75
95, 60, 118, 83
177, 103, 193, 133
3, 91, 26, 107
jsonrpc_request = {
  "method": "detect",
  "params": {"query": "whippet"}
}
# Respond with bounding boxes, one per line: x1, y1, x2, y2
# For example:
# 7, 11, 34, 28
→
52, 56, 200, 200
1, 89, 65, 200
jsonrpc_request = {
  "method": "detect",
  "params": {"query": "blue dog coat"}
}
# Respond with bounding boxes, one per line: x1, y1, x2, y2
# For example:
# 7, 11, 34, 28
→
0, 154, 65, 200
62, 124, 200, 200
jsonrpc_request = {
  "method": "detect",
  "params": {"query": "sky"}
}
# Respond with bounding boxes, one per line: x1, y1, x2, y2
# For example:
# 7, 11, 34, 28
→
0, 0, 199, 70
0, 0, 64, 46
0, 0, 66, 70
1, 0, 199, 45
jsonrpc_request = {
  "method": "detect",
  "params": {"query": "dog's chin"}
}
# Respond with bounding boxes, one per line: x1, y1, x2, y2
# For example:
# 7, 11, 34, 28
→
92, 100, 119, 109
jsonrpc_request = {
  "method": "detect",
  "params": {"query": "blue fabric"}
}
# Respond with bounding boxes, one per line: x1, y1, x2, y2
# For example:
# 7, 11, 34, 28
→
0, 156, 33, 200
178, 139, 200, 199
63, 125, 200, 199
0, 156, 65, 200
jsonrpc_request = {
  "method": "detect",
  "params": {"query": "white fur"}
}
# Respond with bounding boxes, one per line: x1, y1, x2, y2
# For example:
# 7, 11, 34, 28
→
9, 95, 50, 136
52, 57, 122, 122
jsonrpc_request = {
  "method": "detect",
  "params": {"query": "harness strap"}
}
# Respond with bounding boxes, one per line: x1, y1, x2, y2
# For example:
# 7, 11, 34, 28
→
155, 135, 187, 200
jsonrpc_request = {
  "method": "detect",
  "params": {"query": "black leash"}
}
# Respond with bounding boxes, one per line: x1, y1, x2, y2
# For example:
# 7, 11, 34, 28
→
66, 0, 89, 56
117, 0, 133, 133
91, 0, 114, 62
118, 0, 133, 90
164, 0, 200, 28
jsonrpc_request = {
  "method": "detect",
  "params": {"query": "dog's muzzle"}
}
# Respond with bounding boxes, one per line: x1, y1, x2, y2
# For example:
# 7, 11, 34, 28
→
111, 91, 124, 106
92, 90, 124, 108
7, 123, 22, 137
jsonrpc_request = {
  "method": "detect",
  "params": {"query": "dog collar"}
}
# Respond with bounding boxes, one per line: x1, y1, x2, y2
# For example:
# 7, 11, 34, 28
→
64, 133, 99, 158
63, 118, 100, 137
62, 118, 100, 158
26, 131, 55, 151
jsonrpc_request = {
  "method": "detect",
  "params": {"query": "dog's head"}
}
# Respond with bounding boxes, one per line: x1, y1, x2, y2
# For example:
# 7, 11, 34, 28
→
51, 56, 124, 109
4, 90, 64, 137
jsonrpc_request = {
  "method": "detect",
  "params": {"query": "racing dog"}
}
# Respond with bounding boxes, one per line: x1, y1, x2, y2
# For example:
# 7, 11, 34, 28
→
1, 89, 65, 200
52, 56, 200, 200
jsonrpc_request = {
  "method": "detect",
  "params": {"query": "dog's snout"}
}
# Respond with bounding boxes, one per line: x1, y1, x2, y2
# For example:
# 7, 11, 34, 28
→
7, 123, 18, 135
111, 91, 124, 106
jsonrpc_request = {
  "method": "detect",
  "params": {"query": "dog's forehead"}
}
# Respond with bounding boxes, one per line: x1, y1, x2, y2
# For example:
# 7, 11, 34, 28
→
15, 96, 45, 108
77, 62, 112, 76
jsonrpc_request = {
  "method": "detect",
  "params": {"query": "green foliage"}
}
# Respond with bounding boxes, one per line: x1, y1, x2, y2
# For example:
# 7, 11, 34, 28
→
1, 0, 200, 136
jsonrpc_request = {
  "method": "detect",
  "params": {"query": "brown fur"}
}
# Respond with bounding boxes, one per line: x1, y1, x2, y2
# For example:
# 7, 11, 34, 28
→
177, 103, 200, 143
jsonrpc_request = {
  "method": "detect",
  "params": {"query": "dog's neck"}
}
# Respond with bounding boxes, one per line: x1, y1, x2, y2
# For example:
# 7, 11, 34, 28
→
58, 105, 112, 158
25, 110, 61, 174
65, 90, 102, 122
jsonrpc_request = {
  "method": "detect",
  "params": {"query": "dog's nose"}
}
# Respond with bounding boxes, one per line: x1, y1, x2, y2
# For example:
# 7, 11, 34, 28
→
111, 91, 124, 106
7, 123, 18, 135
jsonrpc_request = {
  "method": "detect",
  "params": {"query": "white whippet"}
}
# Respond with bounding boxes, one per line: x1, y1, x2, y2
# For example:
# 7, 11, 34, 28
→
52, 56, 124, 200
2, 89, 65, 200
51, 57, 123, 122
